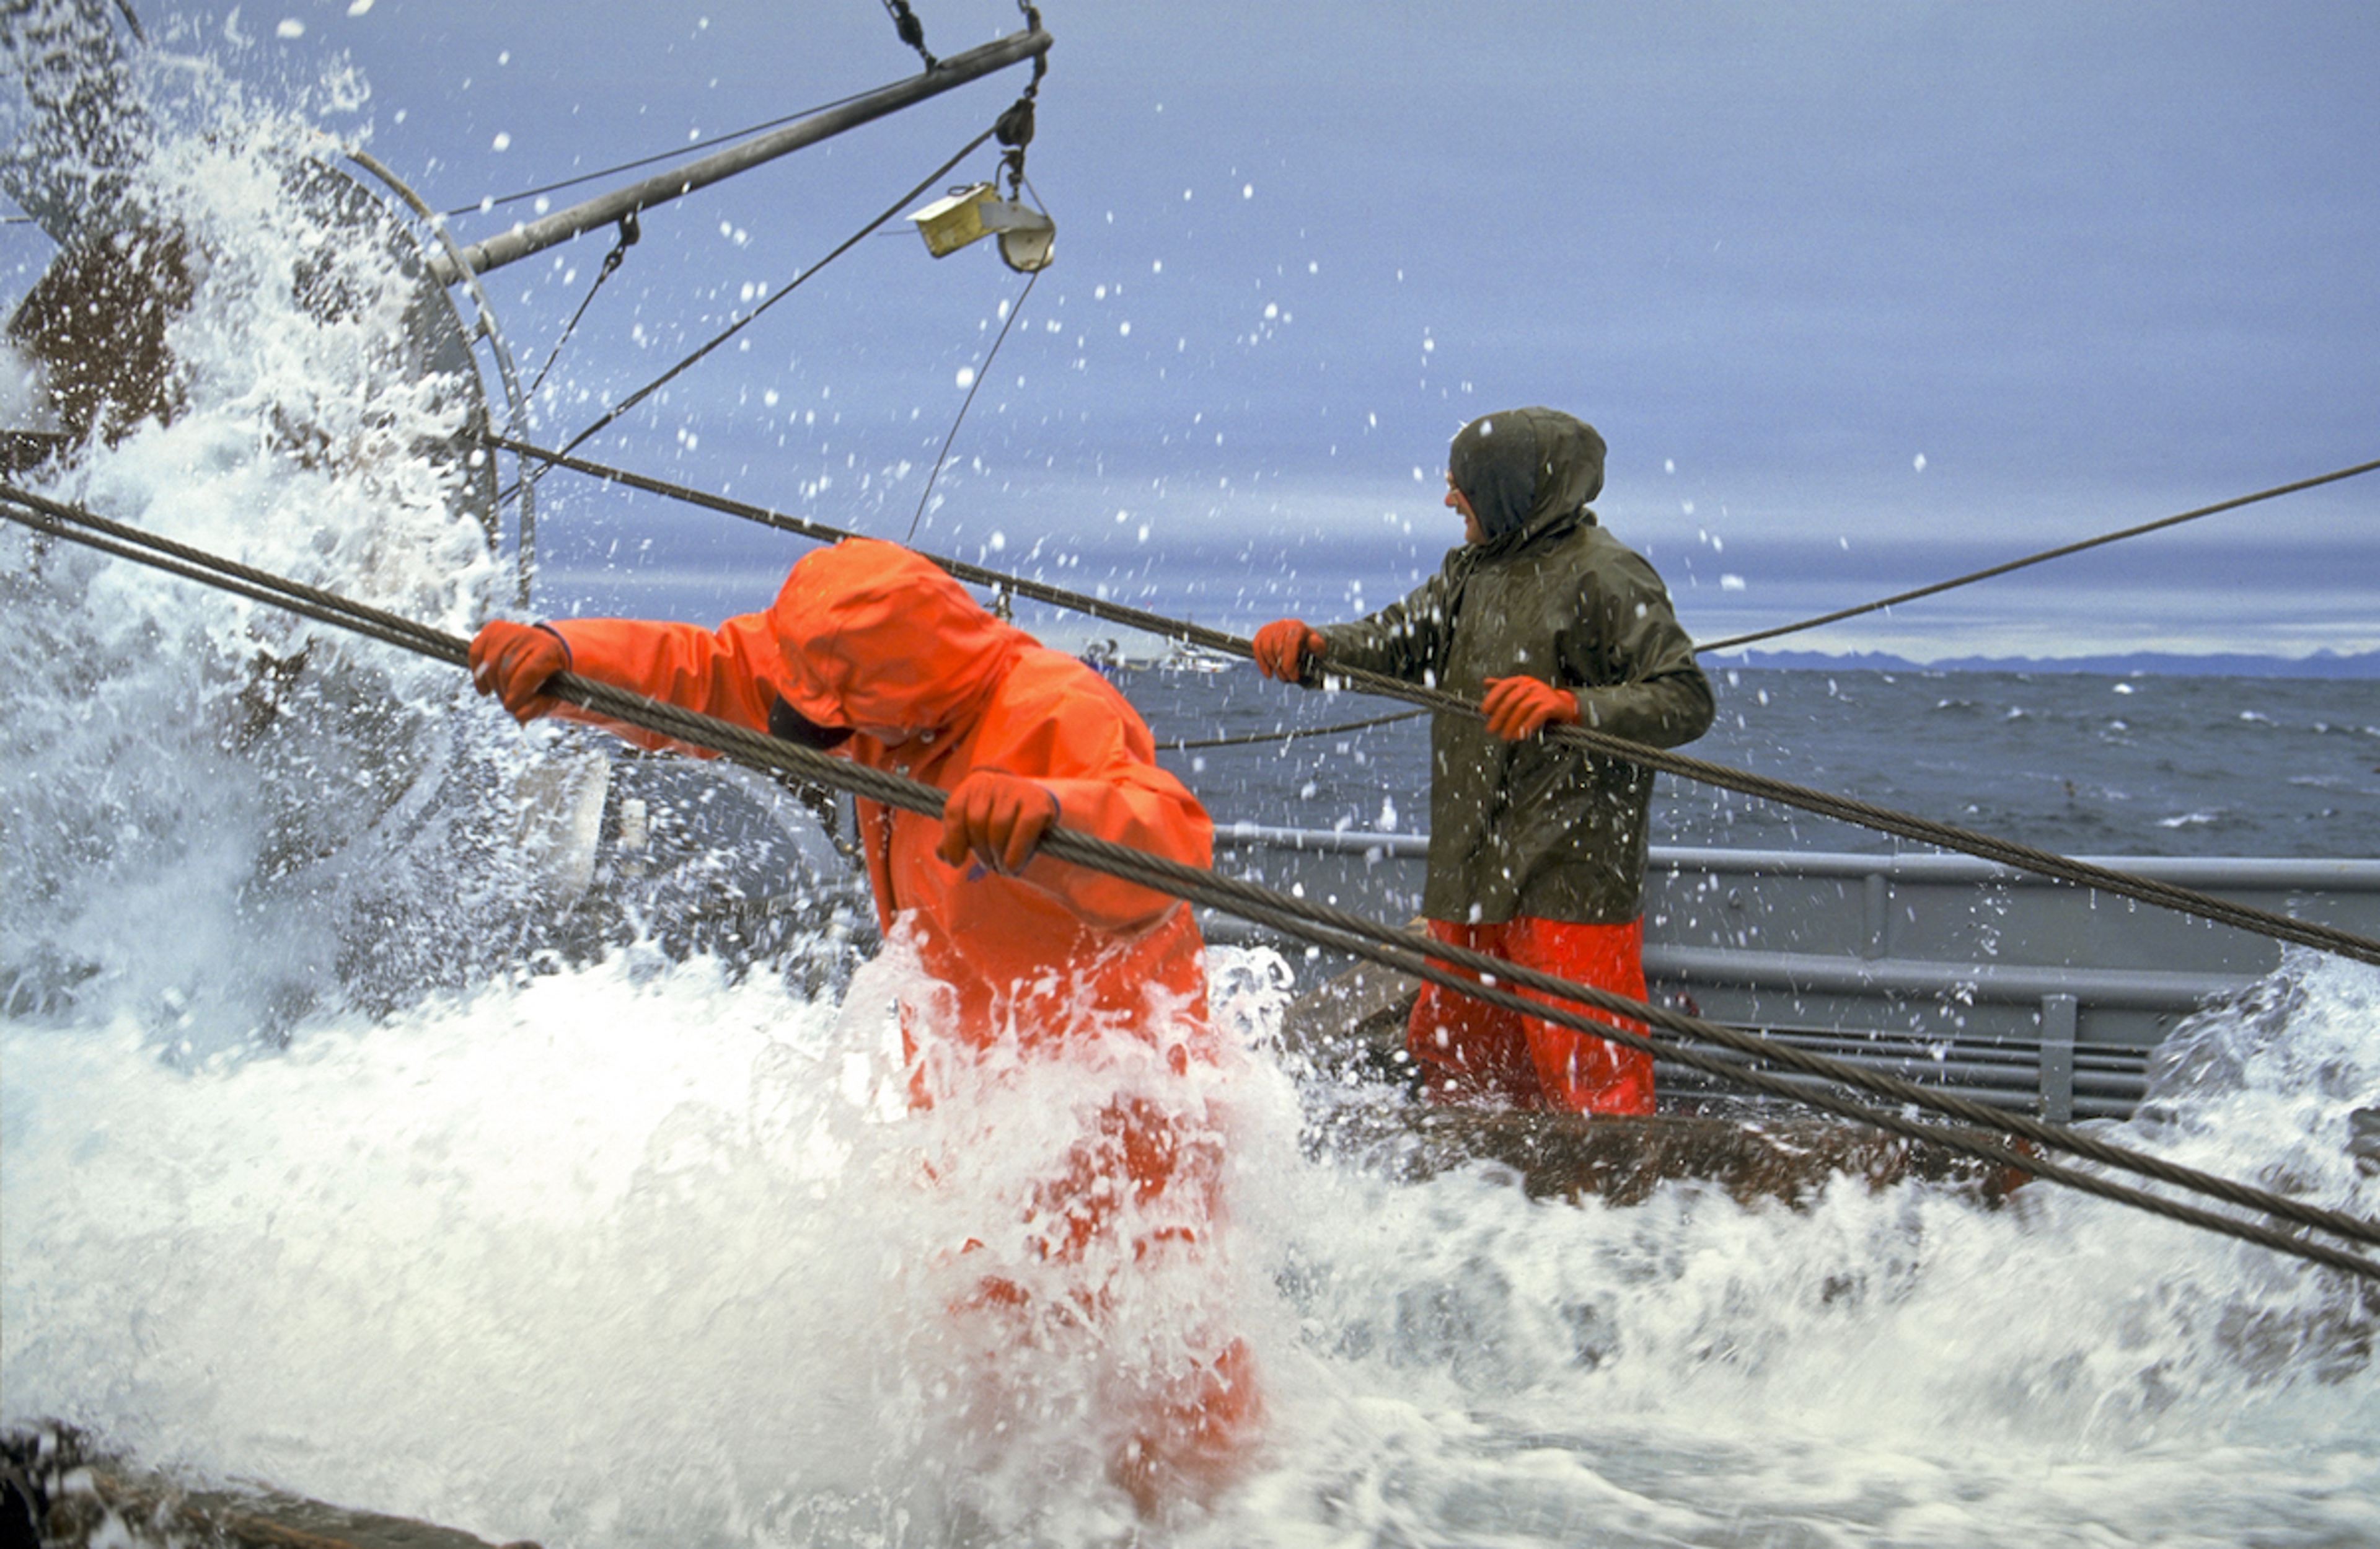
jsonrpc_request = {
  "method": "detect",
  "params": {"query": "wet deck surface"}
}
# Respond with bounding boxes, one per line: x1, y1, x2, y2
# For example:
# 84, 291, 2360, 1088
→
1308, 1098, 2024, 1207
4, 1427, 538, 1549
1282, 948, 2027, 1208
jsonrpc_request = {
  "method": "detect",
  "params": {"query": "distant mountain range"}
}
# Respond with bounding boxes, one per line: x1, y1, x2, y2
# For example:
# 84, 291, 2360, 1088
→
1722, 648, 2380, 679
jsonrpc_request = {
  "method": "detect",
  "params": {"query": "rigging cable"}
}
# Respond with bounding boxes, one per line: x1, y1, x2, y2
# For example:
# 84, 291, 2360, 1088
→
1695, 457, 2380, 655
1170, 451, 2369, 743
522, 212, 638, 403
4, 480, 2376, 1282
539, 125, 1000, 469
907, 263, 1040, 544
469, 435, 2380, 973
906, 46, 1050, 545
439, 86, 894, 220
902, 164, 1050, 544
1165, 707, 1425, 752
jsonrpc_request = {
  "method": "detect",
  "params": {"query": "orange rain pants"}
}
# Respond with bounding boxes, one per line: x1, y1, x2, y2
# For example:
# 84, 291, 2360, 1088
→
1407, 915, 1655, 1114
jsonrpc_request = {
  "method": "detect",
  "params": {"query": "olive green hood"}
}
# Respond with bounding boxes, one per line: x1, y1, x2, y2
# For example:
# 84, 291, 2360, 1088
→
1448, 406, 1606, 545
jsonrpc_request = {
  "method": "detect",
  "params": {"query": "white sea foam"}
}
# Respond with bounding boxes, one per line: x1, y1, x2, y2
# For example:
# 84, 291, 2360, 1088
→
2, 66, 526, 1054
8, 949, 2378, 1546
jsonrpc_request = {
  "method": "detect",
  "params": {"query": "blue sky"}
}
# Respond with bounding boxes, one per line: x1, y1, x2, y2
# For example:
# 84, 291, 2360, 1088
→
9, 1, 2378, 662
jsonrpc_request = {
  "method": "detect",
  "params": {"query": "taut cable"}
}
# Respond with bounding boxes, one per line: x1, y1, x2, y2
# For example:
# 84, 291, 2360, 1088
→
465, 439, 2380, 970
6, 482, 2376, 1282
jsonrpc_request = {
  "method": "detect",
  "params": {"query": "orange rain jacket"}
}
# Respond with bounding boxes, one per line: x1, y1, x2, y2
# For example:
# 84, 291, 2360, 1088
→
540, 539, 1251, 1500
544, 537, 1214, 1062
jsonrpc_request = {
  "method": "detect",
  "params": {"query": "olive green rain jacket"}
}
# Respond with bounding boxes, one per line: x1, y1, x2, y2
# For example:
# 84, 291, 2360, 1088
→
1316, 407, 1716, 925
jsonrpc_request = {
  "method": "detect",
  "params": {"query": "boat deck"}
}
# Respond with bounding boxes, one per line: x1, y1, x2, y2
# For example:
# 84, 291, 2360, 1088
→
1225, 827, 2380, 1122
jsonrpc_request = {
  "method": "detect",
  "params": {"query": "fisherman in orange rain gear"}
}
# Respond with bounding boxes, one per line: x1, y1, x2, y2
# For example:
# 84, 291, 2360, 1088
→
469, 536, 1254, 1511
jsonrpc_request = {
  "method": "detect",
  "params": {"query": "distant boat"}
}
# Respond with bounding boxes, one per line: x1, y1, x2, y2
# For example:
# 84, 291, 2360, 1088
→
1158, 641, 1238, 674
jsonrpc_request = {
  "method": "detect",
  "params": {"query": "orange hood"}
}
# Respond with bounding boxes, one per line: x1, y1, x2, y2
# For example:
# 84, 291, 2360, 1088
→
765, 537, 1032, 737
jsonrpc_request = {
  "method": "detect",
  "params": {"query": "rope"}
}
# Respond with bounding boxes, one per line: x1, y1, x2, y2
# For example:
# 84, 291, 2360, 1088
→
1696, 458, 2380, 655
5, 483, 2378, 1284
544, 126, 998, 464
469, 436, 2380, 971
482, 431, 1224, 640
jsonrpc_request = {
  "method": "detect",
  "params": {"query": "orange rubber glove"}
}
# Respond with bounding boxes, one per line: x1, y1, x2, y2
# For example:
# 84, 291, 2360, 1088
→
469, 620, 571, 723
938, 769, 1062, 875
1480, 675, 1580, 741
1251, 619, 1324, 682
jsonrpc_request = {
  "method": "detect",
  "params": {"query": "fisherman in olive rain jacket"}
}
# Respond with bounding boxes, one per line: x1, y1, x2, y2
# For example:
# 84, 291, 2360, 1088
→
1254, 406, 1714, 1113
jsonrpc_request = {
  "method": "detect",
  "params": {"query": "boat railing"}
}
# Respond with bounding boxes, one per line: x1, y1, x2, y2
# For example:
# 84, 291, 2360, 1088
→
1208, 826, 2380, 1121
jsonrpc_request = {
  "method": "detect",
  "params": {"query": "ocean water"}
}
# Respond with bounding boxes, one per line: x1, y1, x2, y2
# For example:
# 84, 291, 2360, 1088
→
7, 68, 2380, 1549
1128, 662, 2380, 862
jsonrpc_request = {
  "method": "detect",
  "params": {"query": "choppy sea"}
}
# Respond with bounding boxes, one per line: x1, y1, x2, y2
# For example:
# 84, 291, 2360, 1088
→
1129, 661, 2380, 862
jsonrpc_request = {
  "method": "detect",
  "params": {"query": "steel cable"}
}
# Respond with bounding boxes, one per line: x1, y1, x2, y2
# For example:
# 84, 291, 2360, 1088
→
1163, 708, 1426, 751
5, 483, 2377, 1282
443, 88, 900, 221
469, 436, 2380, 971
544, 126, 998, 464
1696, 458, 2380, 655
522, 213, 639, 404
907, 263, 1041, 544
